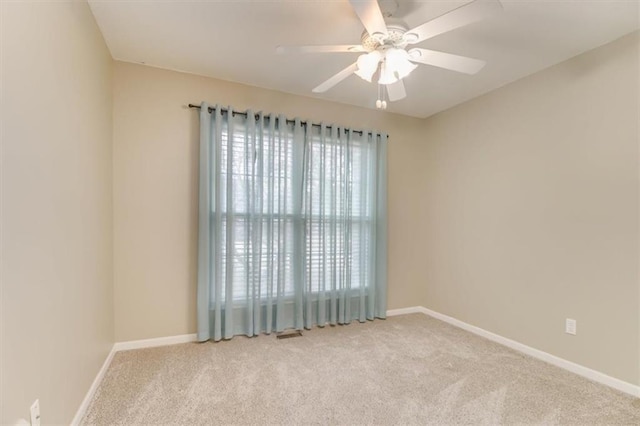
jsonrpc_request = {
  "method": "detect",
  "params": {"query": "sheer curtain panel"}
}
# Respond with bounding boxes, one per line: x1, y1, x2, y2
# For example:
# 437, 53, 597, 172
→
196, 103, 387, 342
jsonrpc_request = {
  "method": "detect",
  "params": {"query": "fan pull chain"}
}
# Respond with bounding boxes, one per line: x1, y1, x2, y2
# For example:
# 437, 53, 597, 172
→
375, 84, 387, 110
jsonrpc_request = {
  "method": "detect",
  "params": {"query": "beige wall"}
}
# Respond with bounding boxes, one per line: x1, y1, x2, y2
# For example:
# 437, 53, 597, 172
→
12, 7, 629, 408
112, 32, 640, 386
1, 1, 114, 423
418, 32, 639, 385
112, 61, 427, 341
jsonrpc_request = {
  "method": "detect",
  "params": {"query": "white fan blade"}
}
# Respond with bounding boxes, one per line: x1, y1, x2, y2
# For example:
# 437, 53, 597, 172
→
386, 79, 406, 102
349, 0, 388, 39
312, 63, 358, 93
409, 48, 486, 75
405, 0, 502, 44
277, 45, 365, 54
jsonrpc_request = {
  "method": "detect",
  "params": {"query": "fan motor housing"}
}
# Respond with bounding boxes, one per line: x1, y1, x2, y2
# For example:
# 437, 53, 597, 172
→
361, 23, 409, 52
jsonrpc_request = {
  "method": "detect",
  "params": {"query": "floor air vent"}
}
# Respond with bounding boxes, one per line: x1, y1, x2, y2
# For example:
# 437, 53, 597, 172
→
276, 330, 303, 340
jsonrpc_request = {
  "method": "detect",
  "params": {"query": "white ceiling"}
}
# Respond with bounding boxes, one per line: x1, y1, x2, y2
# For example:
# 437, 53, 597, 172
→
88, 0, 639, 118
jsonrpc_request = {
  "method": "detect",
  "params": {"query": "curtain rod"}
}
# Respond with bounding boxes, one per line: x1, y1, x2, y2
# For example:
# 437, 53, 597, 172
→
188, 104, 366, 136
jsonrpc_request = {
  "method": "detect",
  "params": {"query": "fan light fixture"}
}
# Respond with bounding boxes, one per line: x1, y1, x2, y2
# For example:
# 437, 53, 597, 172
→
355, 48, 417, 86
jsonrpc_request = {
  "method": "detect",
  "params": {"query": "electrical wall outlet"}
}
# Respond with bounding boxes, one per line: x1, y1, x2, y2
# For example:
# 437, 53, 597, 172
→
565, 318, 577, 335
30, 399, 40, 426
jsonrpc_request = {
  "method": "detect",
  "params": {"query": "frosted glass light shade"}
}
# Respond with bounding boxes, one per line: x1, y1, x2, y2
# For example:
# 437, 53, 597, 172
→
354, 51, 382, 82
378, 61, 397, 85
383, 48, 417, 83
385, 49, 418, 80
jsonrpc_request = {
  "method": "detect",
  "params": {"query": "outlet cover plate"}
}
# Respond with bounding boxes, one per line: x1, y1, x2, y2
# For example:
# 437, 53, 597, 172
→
30, 399, 40, 426
565, 318, 577, 335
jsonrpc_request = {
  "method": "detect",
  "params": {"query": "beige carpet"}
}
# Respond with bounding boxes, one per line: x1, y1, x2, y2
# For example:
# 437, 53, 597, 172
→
83, 314, 640, 425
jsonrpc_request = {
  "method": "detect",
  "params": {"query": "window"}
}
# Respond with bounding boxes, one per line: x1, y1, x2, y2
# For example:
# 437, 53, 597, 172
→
213, 115, 374, 302
196, 104, 387, 340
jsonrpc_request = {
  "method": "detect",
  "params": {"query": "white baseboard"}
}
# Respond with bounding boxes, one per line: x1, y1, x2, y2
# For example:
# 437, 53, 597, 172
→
416, 306, 640, 398
386, 306, 426, 317
113, 333, 198, 351
71, 344, 116, 425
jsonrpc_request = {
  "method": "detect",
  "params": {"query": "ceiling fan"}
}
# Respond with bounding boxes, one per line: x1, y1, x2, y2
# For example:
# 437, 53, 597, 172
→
277, 0, 503, 108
